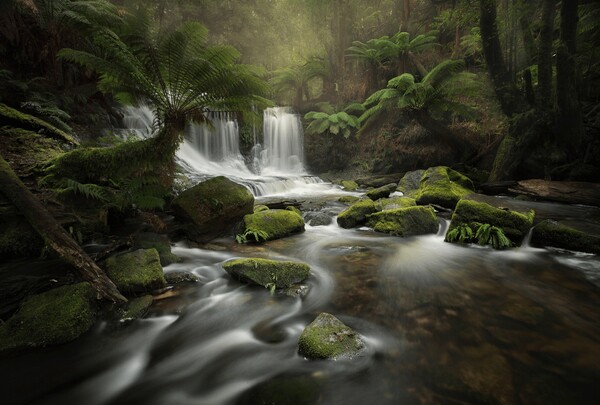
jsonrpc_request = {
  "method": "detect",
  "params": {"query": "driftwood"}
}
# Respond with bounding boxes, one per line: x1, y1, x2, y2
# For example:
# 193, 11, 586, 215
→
478, 180, 518, 195
508, 179, 600, 207
0, 154, 126, 303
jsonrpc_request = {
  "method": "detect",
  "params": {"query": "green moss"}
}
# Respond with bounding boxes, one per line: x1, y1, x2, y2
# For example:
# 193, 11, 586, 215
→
0, 283, 97, 352
366, 183, 397, 201
448, 199, 534, 245
337, 199, 378, 228
413, 167, 474, 209
338, 195, 360, 204
341, 180, 359, 191
298, 313, 364, 359
367, 206, 438, 236
531, 220, 600, 254
0, 103, 78, 145
120, 295, 153, 321
397, 169, 425, 195
286, 206, 302, 216
105, 249, 166, 293
223, 258, 310, 288
132, 233, 180, 266
253, 204, 270, 212
376, 196, 416, 211
242, 209, 305, 241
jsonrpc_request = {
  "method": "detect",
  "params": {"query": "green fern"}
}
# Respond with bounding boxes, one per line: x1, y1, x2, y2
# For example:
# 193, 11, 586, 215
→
474, 223, 512, 249
445, 223, 474, 243
235, 229, 269, 244
63, 178, 108, 201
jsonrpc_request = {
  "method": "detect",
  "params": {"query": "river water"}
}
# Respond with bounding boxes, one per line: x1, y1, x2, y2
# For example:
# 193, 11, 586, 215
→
2, 108, 600, 404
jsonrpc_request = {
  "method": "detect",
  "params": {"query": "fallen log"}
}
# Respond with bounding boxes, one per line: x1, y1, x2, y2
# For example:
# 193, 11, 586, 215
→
508, 179, 600, 207
0, 153, 126, 303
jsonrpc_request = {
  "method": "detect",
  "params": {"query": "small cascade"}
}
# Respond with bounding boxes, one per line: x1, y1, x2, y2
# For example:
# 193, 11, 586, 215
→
186, 113, 241, 162
121, 105, 156, 138
261, 107, 305, 175
520, 227, 534, 248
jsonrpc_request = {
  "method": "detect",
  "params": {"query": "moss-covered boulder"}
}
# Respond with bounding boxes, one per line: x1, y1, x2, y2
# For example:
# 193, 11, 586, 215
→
253, 204, 270, 213
337, 199, 378, 229
0, 283, 97, 352
172, 176, 254, 242
298, 313, 365, 359
366, 206, 438, 236
366, 183, 397, 201
240, 209, 305, 242
119, 295, 153, 321
338, 195, 360, 204
397, 169, 425, 194
531, 220, 600, 254
341, 180, 359, 191
447, 199, 535, 245
132, 232, 180, 266
223, 258, 310, 289
304, 211, 332, 226
375, 196, 417, 211
105, 249, 166, 293
286, 206, 302, 216
413, 166, 474, 209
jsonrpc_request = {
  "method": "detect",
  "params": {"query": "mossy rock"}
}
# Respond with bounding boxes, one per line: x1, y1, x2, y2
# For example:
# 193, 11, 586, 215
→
298, 313, 365, 359
254, 204, 270, 213
241, 209, 305, 242
337, 199, 378, 229
341, 180, 359, 191
447, 199, 534, 245
531, 220, 600, 254
105, 249, 166, 293
223, 258, 310, 289
164, 270, 200, 284
119, 295, 153, 321
366, 206, 438, 236
375, 196, 416, 211
0, 103, 78, 145
132, 232, 180, 266
397, 169, 425, 194
366, 183, 397, 201
172, 176, 254, 242
0, 282, 97, 352
338, 195, 360, 204
286, 206, 302, 216
413, 166, 474, 209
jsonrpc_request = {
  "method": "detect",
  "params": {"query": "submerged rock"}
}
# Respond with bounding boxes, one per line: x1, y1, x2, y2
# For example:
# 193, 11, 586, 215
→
367, 206, 438, 236
132, 232, 180, 266
240, 209, 305, 242
223, 258, 310, 289
0, 282, 97, 352
531, 220, 600, 254
337, 199, 378, 228
304, 211, 332, 226
447, 199, 534, 245
413, 166, 474, 209
366, 183, 397, 201
172, 176, 254, 242
164, 270, 200, 284
106, 248, 166, 293
298, 313, 364, 359
120, 295, 153, 321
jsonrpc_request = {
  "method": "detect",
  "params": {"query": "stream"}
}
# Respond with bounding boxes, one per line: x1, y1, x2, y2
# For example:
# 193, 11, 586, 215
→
2, 108, 600, 404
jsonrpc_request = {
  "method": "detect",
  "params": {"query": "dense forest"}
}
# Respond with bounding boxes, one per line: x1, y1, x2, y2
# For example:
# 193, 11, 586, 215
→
1, 1, 600, 404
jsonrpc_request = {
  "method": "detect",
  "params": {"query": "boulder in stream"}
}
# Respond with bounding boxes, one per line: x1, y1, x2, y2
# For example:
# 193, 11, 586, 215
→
0, 282, 97, 352
132, 232, 180, 266
239, 209, 305, 242
223, 258, 310, 289
164, 270, 200, 284
172, 176, 254, 242
341, 180, 359, 191
304, 211, 332, 226
375, 196, 416, 211
105, 248, 166, 293
397, 169, 425, 194
366, 183, 398, 201
367, 206, 438, 236
298, 313, 365, 359
413, 166, 474, 209
337, 198, 378, 228
531, 220, 600, 254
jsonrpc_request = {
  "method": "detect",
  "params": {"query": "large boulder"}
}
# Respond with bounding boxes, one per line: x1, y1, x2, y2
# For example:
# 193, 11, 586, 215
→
337, 199, 378, 229
0, 283, 97, 352
298, 313, 365, 359
304, 211, 333, 226
375, 196, 416, 211
366, 183, 397, 201
106, 249, 166, 293
531, 220, 600, 254
397, 169, 425, 195
447, 199, 534, 245
367, 206, 438, 236
239, 209, 305, 242
132, 232, 180, 266
172, 176, 254, 242
413, 166, 474, 209
223, 258, 310, 289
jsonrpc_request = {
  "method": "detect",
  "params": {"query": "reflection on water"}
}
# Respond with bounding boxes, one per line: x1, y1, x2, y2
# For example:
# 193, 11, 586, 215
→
2, 208, 600, 405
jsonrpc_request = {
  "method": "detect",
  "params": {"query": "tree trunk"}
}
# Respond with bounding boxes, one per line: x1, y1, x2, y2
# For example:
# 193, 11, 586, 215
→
402, 0, 411, 32
0, 154, 127, 304
415, 110, 469, 153
408, 51, 427, 77
556, 0, 583, 156
537, 0, 555, 111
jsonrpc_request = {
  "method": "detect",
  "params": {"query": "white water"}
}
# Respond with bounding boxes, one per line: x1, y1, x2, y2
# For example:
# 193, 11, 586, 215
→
120, 105, 347, 198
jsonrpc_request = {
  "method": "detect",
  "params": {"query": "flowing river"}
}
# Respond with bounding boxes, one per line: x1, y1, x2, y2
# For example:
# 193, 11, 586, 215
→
2, 108, 600, 404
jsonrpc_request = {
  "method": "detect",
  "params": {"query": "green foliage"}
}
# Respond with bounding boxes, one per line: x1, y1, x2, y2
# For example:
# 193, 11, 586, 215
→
270, 57, 329, 107
62, 178, 108, 201
235, 229, 270, 244
304, 102, 362, 139
446, 223, 474, 243
446, 222, 513, 249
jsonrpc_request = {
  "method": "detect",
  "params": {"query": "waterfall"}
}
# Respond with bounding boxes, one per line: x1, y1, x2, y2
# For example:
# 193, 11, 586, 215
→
261, 107, 306, 175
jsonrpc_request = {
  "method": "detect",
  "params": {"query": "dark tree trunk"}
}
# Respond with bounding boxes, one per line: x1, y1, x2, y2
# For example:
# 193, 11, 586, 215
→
537, 0, 556, 111
556, 0, 583, 155
415, 110, 469, 153
0, 154, 127, 304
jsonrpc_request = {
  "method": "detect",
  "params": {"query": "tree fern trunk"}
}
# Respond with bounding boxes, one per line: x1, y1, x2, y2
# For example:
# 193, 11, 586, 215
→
537, 0, 556, 111
0, 153, 127, 304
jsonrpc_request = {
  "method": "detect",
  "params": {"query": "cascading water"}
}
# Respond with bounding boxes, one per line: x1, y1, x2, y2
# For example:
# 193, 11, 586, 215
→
260, 107, 305, 175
